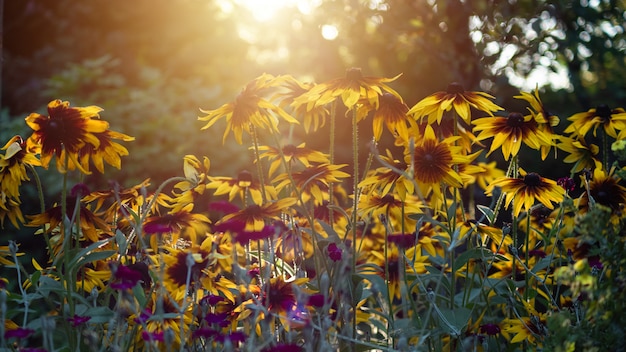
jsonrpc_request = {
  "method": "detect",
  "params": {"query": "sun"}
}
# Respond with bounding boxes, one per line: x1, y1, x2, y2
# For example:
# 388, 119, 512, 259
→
234, 0, 319, 22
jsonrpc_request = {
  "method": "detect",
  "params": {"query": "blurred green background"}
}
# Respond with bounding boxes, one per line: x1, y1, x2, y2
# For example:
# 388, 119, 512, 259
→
1, 0, 625, 240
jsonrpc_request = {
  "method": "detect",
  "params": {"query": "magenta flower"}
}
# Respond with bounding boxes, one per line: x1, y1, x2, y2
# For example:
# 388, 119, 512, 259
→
327, 243, 342, 262
67, 314, 91, 327
480, 323, 501, 335
110, 263, 144, 290
4, 327, 35, 339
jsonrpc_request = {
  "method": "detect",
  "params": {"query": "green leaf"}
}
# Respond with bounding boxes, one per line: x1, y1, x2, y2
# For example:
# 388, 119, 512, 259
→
68, 237, 115, 270
453, 247, 495, 272
476, 205, 495, 224
70, 250, 116, 271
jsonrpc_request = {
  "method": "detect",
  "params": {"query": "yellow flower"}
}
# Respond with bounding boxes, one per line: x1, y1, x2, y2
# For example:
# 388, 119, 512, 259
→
472, 161, 506, 191
515, 87, 560, 159
207, 170, 277, 206
565, 104, 626, 138
168, 155, 211, 213
273, 163, 350, 206
501, 304, 548, 345
25, 99, 109, 174
578, 165, 626, 213
27, 196, 112, 251
405, 125, 468, 187
76, 129, 134, 173
556, 135, 599, 174
0, 197, 25, 229
486, 172, 565, 216
256, 143, 329, 177
370, 92, 411, 141
277, 76, 329, 133
199, 74, 299, 144
407, 82, 503, 125
473, 112, 553, 161
0, 136, 41, 199
357, 191, 423, 225
294, 67, 401, 110
359, 149, 415, 200
219, 197, 297, 231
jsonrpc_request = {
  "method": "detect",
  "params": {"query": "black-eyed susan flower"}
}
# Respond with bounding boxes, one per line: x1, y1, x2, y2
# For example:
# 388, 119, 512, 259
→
407, 82, 503, 125
168, 155, 211, 213
515, 87, 559, 159
76, 129, 134, 174
405, 125, 469, 187
486, 172, 565, 216
219, 198, 297, 232
134, 293, 194, 349
277, 76, 329, 133
207, 170, 276, 206
565, 104, 626, 138
0, 243, 24, 266
27, 196, 112, 247
501, 304, 548, 345
0, 196, 25, 229
294, 67, 401, 110
472, 161, 506, 191
257, 143, 329, 177
357, 192, 423, 225
142, 203, 211, 245
274, 226, 316, 261
260, 276, 309, 324
473, 112, 553, 161
0, 136, 41, 199
578, 166, 626, 213
162, 238, 214, 300
359, 149, 415, 200
25, 99, 109, 174
556, 135, 599, 174
273, 163, 350, 206
370, 92, 411, 141
198, 74, 299, 144
369, 246, 407, 301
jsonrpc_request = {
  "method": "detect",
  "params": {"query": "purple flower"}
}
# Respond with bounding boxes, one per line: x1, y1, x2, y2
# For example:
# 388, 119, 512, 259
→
208, 201, 240, 215
308, 294, 326, 308
327, 243, 342, 262
70, 183, 90, 198
143, 222, 173, 234
235, 225, 275, 244
110, 263, 144, 290
387, 233, 417, 248
261, 343, 303, 352
557, 177, 575, 192
67, 314, 91, 327
479, 323, 501, 335
134, 308, 152, 324
142, 330, 164, 342
212, 219, 246, 233
200, 294, 225, 306
4, 327, 34, 339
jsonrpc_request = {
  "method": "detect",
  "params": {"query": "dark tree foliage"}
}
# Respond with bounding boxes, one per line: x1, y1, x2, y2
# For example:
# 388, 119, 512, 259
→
2, 0, 625, 185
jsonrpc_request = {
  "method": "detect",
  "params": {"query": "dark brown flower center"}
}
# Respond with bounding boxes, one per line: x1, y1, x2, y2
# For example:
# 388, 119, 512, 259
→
380, 92, 397, 103
237, 170, 253, 184
595, 104, 611, 120
283, 144, 297, 155
346, 67, 363, 80
446, 82, 465, 94
381, 194, 395, 204
506, 112, 525, 128
523, 173, 542, 187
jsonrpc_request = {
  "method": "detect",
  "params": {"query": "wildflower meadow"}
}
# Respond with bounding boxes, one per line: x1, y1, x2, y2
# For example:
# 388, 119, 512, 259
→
1, 68, 626, 352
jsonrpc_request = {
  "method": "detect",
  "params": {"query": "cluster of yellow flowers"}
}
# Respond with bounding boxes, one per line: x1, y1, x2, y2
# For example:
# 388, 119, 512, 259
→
2, 69, 626, 350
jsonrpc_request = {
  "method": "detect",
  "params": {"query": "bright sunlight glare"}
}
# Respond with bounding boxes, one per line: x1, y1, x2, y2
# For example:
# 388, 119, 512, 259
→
234, 0, 320, 22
